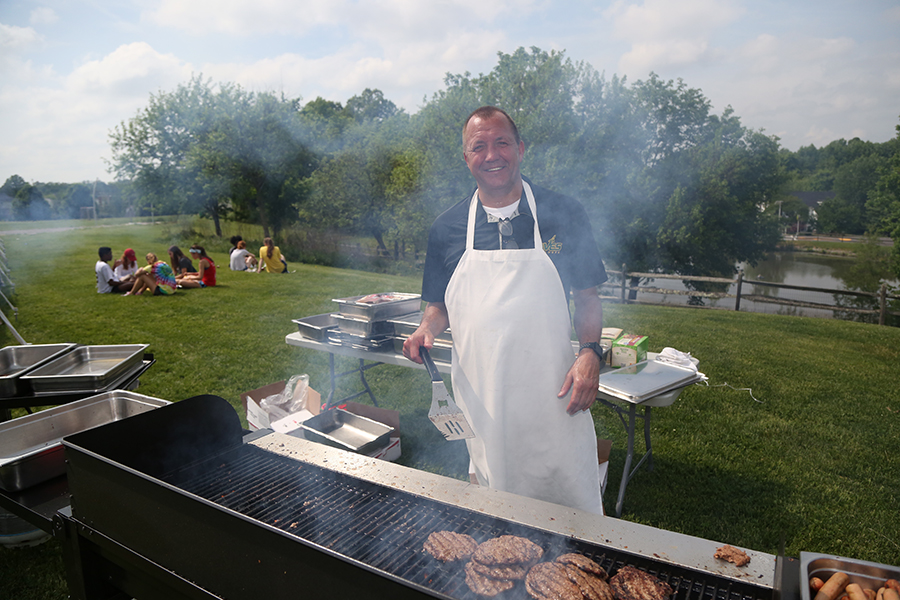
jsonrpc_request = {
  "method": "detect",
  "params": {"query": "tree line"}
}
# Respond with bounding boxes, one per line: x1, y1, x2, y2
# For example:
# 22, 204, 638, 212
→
5, 46, 900, 281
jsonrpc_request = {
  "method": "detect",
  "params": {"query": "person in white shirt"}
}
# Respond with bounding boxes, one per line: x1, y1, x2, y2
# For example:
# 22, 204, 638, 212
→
113, 248, 139, 283
95, 247, 133, 294
229, 240, 258, 271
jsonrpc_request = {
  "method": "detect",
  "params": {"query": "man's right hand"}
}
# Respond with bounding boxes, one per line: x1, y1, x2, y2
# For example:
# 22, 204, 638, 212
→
401, 302, 449, 364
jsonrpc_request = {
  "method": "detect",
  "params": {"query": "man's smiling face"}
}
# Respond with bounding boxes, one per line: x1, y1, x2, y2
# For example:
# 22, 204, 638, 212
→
462, 113, 525, 206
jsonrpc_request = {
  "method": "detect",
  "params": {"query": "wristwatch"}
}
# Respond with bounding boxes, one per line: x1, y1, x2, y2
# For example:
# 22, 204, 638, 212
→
579, 342, 606, 361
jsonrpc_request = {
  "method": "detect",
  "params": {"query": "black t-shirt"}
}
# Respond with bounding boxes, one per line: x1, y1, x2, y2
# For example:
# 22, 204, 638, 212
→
421, 179, 607, 303
177, 256, 196, 273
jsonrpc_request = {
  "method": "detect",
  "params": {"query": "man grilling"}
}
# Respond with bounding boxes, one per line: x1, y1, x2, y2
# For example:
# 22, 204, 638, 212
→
402, 106, 607, 514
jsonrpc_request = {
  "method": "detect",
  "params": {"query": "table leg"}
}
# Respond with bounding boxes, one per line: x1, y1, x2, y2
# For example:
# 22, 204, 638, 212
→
644, 406, 654, 472
615, 405, 637, 518
357, 359, 378, 406
326, 353, 337, 407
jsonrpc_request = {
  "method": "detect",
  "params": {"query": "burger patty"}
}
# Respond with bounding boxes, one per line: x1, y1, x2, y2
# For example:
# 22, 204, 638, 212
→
473, 535, 544, 566
609, 566, 673, 600
423, 531, 478, 562
470, 560, 530, 580
526, 562, 584, 600
465, 560, 516, 596
556, 553, 608, 580
563, 564, 615, 600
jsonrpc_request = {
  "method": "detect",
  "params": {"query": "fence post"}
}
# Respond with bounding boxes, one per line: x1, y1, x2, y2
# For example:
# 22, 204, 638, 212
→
734, 271, 743, 312
879, 283, 886, 326
621, 264, 627, 304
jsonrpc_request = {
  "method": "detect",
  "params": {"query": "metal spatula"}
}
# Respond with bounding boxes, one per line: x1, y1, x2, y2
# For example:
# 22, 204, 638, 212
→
420, 347, 475, 441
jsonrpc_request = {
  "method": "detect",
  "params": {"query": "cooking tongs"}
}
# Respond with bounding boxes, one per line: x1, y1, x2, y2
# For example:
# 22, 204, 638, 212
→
420, 347, 475, 441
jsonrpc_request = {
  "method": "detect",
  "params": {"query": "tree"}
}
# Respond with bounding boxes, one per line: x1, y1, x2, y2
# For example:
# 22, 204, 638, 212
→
109, 77, 315, 237
866, 117, 900, 278
0, 175, 28, 198
12, 184, 51, 221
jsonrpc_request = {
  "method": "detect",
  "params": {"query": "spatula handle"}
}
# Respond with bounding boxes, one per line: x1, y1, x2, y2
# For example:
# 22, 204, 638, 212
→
420, 347, 442, 382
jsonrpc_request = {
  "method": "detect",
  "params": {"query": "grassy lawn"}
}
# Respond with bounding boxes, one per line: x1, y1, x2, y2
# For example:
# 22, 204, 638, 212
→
1, 220, 898, 599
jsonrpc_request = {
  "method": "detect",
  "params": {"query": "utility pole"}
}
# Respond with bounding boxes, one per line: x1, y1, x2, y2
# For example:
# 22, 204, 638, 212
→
91, 179, 98, 221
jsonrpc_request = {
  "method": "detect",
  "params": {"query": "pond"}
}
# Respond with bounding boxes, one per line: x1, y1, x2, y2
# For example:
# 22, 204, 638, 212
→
615, 252, 899, 325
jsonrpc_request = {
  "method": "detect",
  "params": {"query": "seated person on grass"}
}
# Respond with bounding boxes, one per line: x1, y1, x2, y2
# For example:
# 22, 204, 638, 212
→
113, 248, 140, 284
126, 253, 176, 296
177, 245, 217, 288
229, 240, 257, 271
95, 247, 134, 294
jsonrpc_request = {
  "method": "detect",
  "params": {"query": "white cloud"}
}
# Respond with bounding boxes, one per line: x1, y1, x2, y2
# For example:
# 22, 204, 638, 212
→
67, 42, 192, 96
0, 42, 196, 182
144, 0, 523, 40
0, 22, 42, 51
605, 0, 744, 72
144, 0, 343, 35
30, 7, 59, 26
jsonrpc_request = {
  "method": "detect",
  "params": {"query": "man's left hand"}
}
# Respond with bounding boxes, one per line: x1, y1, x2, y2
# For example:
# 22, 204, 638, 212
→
558, 351, 601, 415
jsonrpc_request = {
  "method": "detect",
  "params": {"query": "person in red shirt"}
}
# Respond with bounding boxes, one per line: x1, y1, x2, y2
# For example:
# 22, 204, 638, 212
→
177, 245, 216, 288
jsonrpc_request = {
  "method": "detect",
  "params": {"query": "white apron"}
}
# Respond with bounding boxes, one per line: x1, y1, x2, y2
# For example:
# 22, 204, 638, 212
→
445, 181, 603, 514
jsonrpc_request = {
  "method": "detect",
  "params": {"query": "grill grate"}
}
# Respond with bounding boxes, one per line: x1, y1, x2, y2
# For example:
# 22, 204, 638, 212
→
163, 444, 771, 600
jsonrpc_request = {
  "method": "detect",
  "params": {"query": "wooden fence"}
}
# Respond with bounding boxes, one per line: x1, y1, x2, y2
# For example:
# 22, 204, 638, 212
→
600, 268, 900, 327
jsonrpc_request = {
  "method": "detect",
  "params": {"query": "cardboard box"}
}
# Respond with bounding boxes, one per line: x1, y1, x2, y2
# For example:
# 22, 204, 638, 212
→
241, 380, 322, 431
241, 382, 401, 461
611, 334, 648, 368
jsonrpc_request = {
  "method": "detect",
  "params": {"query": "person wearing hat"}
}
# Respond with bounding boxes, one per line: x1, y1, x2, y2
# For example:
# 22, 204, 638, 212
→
113, 248, 140, 283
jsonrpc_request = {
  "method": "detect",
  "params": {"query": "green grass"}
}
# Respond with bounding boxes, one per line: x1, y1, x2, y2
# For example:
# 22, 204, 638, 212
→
1, 220, 899, 599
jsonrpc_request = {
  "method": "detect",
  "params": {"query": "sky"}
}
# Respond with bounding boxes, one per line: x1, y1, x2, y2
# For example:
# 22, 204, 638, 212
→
1, 0, 899, 184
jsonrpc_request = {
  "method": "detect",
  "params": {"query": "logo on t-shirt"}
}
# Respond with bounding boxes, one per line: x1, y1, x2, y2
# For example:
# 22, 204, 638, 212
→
543, 235, 562, 254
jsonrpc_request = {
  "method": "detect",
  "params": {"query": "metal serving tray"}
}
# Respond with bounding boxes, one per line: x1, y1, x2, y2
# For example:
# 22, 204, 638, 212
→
332, 293, 421, 321
20, 344, 148, 394
292, 313, 338, 342
387, 312, 453, 344
334, 331, 395, 351
800, 552, 900, 600
0, 343, 77, 397
299, 408, 393, 454
0, 390, 169, 491
597, 359, 702, 403
332, 313, 394, 338
391, 337, 452, 363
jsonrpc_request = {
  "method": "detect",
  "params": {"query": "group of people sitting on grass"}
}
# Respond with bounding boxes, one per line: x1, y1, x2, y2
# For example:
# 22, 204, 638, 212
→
95, 244, 217, 296
95, 236, 288, 294
228, 235, 288, 274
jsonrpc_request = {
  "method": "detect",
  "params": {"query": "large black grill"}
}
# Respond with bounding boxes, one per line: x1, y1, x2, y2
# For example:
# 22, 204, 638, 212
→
61, 395, 776, 600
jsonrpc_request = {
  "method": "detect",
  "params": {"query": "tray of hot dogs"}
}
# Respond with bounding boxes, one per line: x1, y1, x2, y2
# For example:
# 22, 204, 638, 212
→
800, 552, 900, 600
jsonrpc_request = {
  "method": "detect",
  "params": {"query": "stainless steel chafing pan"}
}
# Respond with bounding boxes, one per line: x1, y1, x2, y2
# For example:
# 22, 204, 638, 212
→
292, 313, 338, 342
0, 343, 77, 397
800, 552, 900, 600
387, 312, 453, 344
298, 408, 393, 454
332, 292, 421, 321
0, 390, 169, 491
20, 344, 148, 394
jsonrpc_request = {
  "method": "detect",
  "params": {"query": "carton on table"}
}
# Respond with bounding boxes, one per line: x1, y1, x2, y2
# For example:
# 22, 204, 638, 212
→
241, 381, 401, 461
611, 334, 648, 368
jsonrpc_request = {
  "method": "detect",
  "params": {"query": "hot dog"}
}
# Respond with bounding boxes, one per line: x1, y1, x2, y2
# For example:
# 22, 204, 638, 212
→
811, 578, 826, 591
846, 584, 868, 600
815, 572, 851, 600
